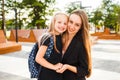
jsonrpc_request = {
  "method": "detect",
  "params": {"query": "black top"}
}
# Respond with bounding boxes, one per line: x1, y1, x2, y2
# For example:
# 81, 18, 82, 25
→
38, 35, 62, 80
62, 35, 89, 80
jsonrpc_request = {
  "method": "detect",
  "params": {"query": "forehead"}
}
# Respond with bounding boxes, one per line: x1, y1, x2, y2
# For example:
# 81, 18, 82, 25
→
69, 14, 82, 24
55, 14, 68, 20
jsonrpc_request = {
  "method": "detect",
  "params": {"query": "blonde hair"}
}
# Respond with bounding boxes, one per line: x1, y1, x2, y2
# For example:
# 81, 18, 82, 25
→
48, 12, 68, 53
70, 9, 92, 78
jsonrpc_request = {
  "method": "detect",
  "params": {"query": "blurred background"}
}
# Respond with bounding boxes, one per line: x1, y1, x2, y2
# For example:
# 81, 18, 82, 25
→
0, 0, 120, 36
0, 0, 120, 80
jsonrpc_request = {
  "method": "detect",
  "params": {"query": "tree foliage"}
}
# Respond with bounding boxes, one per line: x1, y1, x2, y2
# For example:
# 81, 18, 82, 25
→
4, 0, 55, 29
89, 0, 120, 32
90, 9, 103, 26
22, 0, 55, 29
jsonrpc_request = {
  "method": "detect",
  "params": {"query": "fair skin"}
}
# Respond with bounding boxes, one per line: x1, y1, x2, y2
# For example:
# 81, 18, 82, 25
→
55, 14, 68, 34
35, 14, 68, 71
56, 13, 82, 73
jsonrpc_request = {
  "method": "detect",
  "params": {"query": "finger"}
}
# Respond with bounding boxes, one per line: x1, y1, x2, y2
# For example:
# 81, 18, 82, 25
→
56, 69, 62, 73
57, 68, 64, 73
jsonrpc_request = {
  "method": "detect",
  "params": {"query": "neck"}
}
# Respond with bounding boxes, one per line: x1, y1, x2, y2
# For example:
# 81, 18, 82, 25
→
52, 30, 60, 35
62, 32, 75, 54
67, 32, 75, 40
55, 30, 61, 35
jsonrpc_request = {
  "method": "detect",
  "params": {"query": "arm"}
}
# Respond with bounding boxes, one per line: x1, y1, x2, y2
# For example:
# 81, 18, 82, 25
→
76, 44, 90, 77
35, 45, 63, 71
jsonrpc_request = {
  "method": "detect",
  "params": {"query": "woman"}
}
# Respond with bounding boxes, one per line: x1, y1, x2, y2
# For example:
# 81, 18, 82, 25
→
56, 9, 92, 80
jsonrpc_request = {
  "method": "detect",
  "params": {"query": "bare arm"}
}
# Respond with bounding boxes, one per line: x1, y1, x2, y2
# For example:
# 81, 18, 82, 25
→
35, 45, 63, 71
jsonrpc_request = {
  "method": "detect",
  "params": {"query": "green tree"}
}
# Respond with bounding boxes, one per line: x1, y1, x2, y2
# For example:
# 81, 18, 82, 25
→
89, 8, 103, 32
90, 9, 103, 26
0, 0, 6, 33
5, 0, 55, 29
112, 4, 120, 32
101, 0, 120, 33
89, 0, 120, 33
22, 0, 55, 29
6, 19, 15, 30
5, 0, 24, 30
101, 0, 114, 29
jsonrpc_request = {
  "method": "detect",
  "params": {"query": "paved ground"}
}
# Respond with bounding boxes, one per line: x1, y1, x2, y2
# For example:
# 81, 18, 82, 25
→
0, 40, 120, 80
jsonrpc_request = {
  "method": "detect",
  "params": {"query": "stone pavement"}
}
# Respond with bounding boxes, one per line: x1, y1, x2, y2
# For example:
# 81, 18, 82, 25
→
0, 40, 120, 80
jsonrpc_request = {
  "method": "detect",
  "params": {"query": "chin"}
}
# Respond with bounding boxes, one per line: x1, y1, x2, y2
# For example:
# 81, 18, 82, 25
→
68, 31, 76, 35
68, 32, 73, 34
59, 30, 65, 33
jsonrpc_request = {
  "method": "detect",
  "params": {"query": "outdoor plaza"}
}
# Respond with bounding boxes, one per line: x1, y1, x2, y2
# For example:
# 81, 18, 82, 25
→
0, 37, 120, 80
1, 0, 120, 79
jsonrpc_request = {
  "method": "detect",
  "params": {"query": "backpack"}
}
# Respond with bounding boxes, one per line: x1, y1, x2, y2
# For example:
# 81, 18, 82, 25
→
28, 34, 54, 78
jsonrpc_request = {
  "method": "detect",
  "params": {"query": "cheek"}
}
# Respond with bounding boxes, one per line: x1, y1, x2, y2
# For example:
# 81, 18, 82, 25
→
54, 25, 59, 30
67, 26, 70, 31
76, 26, 81, 32
67, 23, 71, 29
68, 22, 71, 27
76, 28, 79, 32
64, 25, 67, 30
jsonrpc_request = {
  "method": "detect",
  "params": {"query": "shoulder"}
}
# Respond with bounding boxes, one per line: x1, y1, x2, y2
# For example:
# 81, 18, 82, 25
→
40, 32, 53, 46
38, 33, 49, 44
41, 32, 52, 39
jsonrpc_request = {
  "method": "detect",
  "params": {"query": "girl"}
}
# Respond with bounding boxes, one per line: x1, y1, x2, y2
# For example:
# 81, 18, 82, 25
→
35, 12, 68, 80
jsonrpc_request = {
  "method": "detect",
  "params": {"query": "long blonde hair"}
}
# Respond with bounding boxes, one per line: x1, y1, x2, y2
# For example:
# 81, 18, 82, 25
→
48, 13, 68, 53
70, 9, 92, 78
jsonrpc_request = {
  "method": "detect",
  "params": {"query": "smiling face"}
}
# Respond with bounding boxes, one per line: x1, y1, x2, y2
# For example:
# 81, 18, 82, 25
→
67, 13, 82, 35
54, 14, 68, 34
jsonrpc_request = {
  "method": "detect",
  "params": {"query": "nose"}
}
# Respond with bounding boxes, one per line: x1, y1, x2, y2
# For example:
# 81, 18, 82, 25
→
61, 23, 66, 28
62, 23, 65, 26
69, 23, 75, 31
70, 24, 74, 29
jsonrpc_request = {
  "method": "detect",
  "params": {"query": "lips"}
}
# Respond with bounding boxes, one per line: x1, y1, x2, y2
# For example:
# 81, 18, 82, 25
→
68, 27, 74, 32
59, 27, 66, 32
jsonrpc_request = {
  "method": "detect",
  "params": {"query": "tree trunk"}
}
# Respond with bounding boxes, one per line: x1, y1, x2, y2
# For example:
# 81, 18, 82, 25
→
1, 0, 6, 35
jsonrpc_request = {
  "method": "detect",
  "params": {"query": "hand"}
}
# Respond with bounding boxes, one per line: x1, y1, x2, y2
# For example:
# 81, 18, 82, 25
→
56, 64, 68, 73
54, 63, 63, 71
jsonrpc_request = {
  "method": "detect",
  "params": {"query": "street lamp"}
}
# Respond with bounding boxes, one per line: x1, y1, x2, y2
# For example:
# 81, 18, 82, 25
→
14, 0, 18, 42
14, 0, 23, 42
72, 1, 91, 9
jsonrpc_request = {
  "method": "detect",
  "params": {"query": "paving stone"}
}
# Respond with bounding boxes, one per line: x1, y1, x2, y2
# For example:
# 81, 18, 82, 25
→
0, 40, 120, 80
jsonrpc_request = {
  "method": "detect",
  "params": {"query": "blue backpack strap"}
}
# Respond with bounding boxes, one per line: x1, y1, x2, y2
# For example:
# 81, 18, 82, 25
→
44, 36, 54, 58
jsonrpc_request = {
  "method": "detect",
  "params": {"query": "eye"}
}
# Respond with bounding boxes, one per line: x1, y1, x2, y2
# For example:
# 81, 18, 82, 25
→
76, 24, 80, 27
69, 20, 73, 24
58, 21, 61, 24
64, 22, 67, 25
75, 23, 81, 27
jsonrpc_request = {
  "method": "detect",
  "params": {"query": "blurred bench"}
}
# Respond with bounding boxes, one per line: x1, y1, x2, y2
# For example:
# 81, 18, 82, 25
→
9, 29, 47, 42
0, 30, 21, 54
32, 29, 47, 42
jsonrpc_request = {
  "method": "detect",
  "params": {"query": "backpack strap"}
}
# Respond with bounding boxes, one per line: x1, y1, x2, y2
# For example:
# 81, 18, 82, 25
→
44, 36, 54, 58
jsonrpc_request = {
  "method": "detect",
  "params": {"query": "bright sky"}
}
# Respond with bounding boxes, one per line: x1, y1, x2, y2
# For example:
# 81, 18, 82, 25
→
55, 0, 120, 12
6, 0, 120, 19
55, 0, 101, 11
